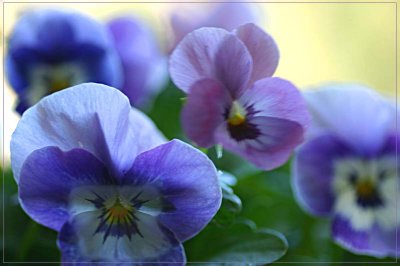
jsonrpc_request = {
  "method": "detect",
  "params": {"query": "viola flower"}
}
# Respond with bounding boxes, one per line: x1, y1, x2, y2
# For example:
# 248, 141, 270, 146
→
6, 8, 122, 114
169, 23, 310, 170
170, 2, 260, 51
292, 84, 399, 257
11, 83, 221, 263
107, 16, 167, 108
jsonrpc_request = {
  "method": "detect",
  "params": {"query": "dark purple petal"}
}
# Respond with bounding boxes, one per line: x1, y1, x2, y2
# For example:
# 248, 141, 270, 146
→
240, 77, 311, 130
304, 84, 394, 156
216, 116, 304, 170
169, 27, 229, 93
182, 78, 230, 147
332, 215, 397, 258
379, 133, 399, 157
11, 83, 165, 182
234, 23, 279, 86
214, 34, 253, 97
124, 139, 221, 241
292, 134, 353, 216
19, 147, 110, 231
107, 16, 167, 108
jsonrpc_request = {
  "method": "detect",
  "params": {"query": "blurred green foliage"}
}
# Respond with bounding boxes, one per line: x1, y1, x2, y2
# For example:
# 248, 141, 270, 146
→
1, 83, 396, 264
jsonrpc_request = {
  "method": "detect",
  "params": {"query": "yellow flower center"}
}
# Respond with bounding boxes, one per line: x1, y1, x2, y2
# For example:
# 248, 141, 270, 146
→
106, 197, 133, 224
356, 180, 375, 199
227, 101, 246, 126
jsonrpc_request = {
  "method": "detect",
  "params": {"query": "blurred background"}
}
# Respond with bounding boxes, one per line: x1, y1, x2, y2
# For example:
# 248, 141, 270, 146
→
0, 0, 397, 264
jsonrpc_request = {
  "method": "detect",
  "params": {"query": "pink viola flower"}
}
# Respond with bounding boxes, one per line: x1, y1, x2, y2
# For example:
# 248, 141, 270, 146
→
169, 23, 310, 170
169, 2, 260, 51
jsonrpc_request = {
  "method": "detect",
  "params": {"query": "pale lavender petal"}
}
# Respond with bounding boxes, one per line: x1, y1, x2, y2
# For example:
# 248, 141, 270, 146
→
304, 84, 394, 155
169, 27, 229, 93
214, 34, 253, 97
181, 79, 230, 147
169, 2, 260, 51
216, 116, 304, 170
234, 23, 279, 86
292, 134, 352, 216
129, 107, 167, 154
11, 83, 137, 181
369, 225, 400, 258
19, 147, 110, 231
107, 16, 167, 108
240, 77, 311, 129
11, 83, 164, 182
124, 139, 221, 241
206, 3, 260, 31
332, 215, 397, 258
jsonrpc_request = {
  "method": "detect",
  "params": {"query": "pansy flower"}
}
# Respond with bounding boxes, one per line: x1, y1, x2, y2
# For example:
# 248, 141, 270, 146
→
11, 83, 221, 263
107, 16, 167, 108
169, 23, 310, 170
292, 84, 398, 257
6, 9, 122, 114
170, 2, 260, 51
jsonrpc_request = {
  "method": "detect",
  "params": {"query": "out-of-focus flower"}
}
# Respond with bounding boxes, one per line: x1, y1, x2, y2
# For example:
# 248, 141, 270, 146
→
169, 2, 260, 51
6, 9, 122, 114
107, 16, 167, 108
11, 83, 221, 263
292, 84, 398, 257
169, 23, 310, 170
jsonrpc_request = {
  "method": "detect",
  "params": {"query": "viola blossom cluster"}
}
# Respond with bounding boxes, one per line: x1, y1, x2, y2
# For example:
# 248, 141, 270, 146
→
6, 9, 166, 114
170, 23, 310, 170
292, 84, 399, 257
169, 2, 260, 51
11, 83, 221, 263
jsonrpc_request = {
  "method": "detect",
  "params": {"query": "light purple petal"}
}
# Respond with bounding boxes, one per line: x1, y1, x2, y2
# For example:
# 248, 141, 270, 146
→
369, 224, 400, 258
240, 77, 311, 129
11, 83, 165, 181
107, 16, 167, 108
124, 139, 221, 242
216, 116, 304, 170
182, 79, 230, 147
129, 107, 167, 154
169, 2, 260, 51
169, 27, 229, 93
214, 33, 253, 97
292, 134, 352, 216
19, 147, 110, 231
234, 23, 279, 86
332, 215, 397, 258
206, 3, 260, 31
304, 84, 394, 155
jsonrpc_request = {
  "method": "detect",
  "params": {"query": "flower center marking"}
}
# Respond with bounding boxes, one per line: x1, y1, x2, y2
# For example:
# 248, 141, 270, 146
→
86, 191, 145, 243
354, 179, 383, 208
227, 101, 246, 126
226, 101, 260, 141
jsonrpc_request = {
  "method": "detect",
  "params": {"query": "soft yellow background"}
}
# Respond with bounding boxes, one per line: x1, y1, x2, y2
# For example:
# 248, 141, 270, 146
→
0, 1, 397, 165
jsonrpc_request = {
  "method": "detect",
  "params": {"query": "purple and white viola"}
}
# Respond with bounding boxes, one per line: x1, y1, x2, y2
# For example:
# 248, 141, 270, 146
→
292, 84, 398, 257
169, 23, 310, 170
6, 9, 122, 114
11, 83, 221, 264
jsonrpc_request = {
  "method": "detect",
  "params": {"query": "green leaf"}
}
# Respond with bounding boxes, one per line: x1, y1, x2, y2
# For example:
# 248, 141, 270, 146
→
185, 221, 288, 265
